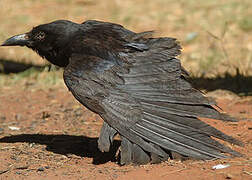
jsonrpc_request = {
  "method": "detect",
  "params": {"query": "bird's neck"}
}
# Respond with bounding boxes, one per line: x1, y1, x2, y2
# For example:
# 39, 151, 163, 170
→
33, 47, 70, 67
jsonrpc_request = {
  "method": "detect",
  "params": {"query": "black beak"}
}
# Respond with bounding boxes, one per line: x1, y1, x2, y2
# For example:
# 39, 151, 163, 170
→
1, 33, 29, 46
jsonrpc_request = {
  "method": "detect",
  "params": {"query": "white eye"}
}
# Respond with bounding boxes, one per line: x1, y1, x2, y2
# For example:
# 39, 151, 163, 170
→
35, 31, 46, 41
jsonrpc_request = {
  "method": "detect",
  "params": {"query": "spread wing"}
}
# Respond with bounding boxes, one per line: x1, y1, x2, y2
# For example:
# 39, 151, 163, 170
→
63, 35, 242, 164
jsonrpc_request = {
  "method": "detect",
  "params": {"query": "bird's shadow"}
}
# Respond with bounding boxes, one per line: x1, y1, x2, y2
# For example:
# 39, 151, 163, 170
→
0, 134, 121, 165
0, 59, 46, 74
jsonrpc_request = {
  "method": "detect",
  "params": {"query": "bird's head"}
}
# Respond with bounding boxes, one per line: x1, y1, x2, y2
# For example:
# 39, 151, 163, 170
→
1, 20, 81, 67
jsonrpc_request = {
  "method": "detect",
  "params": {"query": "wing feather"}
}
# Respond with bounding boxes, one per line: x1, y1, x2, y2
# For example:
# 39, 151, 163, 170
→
64, 28, 242, 163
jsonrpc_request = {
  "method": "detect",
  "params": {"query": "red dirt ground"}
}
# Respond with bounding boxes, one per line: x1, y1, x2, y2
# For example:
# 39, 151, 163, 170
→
0, 86, 251, 180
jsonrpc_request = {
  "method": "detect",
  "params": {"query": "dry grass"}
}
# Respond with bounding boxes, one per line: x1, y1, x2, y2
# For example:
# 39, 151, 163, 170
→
0, 0, 251, 77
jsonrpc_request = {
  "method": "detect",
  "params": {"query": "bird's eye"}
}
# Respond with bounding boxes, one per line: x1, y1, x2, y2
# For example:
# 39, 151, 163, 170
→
34, 31, 46, 41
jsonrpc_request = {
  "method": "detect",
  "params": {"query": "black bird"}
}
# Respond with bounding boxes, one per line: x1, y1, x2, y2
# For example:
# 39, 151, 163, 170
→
1, 20, 242, 165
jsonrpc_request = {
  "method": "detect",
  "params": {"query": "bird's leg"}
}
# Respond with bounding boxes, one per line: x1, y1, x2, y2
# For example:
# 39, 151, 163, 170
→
120, 136, 133, 165
149, 143, 169, 164
98, 122, 117, 152
131, 143, 151, 165
120, 136, 150, 165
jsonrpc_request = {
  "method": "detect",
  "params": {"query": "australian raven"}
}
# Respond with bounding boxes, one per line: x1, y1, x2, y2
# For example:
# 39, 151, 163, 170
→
1, 20, 242, 165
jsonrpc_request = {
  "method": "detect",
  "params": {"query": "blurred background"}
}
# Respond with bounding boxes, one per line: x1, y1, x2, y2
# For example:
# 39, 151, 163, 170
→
0, 0, 251, 93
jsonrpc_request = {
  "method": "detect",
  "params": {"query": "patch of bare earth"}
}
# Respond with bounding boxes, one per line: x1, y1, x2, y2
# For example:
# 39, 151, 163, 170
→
0, 87, 251, 180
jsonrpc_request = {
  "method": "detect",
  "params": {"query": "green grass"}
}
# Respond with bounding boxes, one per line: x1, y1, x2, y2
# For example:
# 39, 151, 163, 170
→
0, 67, 64, 89
239, 17, 252, 32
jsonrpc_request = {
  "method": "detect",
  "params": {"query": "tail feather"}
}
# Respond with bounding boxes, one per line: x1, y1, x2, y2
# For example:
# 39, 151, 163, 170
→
142, 111, 242, 146
141, 112, 242, 157
131, 123, 227, 159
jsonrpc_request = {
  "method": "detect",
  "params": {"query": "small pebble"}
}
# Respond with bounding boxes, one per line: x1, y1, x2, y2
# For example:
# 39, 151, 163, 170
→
37, 167, 45, 172
226, 173, 233, 179
29, 143, 35, 148
8, 126, 20, 131
0, 116, 6, 122
212, 164, 230, 170
42, 111, 50, 119
15, 165, 29, 170
185, 32, 198, 42
0, 128, 4, 134
15, 114, 22, 121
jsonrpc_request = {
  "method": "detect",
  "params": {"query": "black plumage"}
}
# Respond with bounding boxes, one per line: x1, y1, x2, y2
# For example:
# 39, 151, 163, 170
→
1, 20, 242, 165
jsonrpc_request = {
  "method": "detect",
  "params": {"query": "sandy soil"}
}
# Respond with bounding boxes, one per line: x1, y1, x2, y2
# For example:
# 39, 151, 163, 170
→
0, 87, 251, 180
